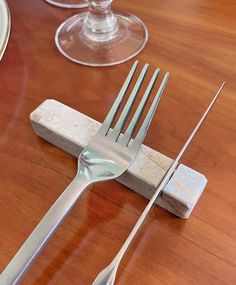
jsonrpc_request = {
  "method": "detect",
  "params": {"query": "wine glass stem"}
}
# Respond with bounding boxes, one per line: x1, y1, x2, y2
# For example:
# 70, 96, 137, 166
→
83, 0, 118, 42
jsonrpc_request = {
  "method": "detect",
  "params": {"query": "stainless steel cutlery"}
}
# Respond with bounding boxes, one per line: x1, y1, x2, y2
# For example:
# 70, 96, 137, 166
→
92, 82, 225, 285
0, 60, 169, 284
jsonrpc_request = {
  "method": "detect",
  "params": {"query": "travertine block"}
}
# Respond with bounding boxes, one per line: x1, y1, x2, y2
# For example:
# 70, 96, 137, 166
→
30, 100, 207, 218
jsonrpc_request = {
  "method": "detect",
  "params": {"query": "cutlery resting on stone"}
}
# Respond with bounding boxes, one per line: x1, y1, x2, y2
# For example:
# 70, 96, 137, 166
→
0, 60, 170, 284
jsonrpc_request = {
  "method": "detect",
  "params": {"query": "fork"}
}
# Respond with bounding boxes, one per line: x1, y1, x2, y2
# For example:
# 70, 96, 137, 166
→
0, 60, 169, 285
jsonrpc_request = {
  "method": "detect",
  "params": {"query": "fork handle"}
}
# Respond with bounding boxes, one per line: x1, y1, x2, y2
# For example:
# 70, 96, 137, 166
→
0, 173, 91, 285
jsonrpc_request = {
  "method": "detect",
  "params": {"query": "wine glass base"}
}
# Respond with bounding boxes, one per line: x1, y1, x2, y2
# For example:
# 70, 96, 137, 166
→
55, 11, 148, 66
45, 0, 88, 9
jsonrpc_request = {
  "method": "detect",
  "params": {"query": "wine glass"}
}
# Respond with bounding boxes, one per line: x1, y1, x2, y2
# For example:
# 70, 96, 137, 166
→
45, 0, 88, 8
55, 0, 148, 66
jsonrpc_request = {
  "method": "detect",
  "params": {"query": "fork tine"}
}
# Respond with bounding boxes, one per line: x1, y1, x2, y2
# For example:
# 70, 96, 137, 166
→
130, 72, 170, 150
120, 68, 160, 146
101, 60, 139, 134
110, 63, 149, 140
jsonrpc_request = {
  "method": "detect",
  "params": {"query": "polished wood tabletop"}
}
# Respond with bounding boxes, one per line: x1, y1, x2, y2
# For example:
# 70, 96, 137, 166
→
0, 0, 236, 284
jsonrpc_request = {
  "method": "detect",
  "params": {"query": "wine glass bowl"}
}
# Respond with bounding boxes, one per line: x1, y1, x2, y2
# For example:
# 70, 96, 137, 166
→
55, 0, 148, 66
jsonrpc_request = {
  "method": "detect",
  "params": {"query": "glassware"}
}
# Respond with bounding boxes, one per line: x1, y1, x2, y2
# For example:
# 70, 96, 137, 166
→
45, 0, 88, 8
55, 0, 148, 66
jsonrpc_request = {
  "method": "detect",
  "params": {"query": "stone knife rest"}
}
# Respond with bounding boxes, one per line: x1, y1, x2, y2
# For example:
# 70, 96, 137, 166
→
30, 99, 207, 219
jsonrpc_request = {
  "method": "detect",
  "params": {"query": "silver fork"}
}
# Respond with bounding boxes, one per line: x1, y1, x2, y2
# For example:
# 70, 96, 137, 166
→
0, 61, 169, 285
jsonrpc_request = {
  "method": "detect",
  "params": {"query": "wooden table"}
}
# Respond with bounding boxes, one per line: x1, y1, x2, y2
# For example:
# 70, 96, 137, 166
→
0, 0, 235, 284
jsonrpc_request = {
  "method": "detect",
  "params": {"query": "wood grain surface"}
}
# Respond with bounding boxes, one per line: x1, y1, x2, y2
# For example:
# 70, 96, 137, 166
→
0, 0, 235, 284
